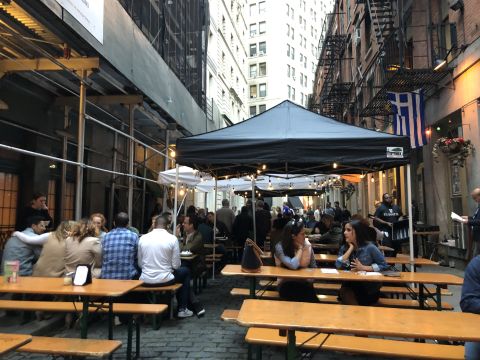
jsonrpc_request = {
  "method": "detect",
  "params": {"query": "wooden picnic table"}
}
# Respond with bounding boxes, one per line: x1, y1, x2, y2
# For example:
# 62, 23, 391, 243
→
221, 264, 463, 310
0, 277, 142, 339
236, 299, 480, 360
180, 253, 198, 261
0, 333, 32, 356
314, 253, 439, 271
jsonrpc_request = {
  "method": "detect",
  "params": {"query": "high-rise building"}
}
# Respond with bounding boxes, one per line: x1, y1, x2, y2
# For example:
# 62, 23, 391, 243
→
206, 0, 248, 127
246, 0, 334, 117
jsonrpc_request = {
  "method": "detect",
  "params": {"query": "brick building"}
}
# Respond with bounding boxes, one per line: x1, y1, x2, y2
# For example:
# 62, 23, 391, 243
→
311, 0, 480, 264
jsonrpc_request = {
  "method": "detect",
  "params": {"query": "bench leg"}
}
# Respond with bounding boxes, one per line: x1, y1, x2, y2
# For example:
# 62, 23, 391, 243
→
256, 344, 263, 360
247, 344, 253, 360
108, 301, 114, 360
286, 330, 297, 360
436, 286, 442, 311
80, 296, 90, 339
135, 317, 141, 358
127, 315, 133, 360
169, 293, 174, 320
151, 292, 159, 330
418, 285, 425, 310
249, 278, 257, 299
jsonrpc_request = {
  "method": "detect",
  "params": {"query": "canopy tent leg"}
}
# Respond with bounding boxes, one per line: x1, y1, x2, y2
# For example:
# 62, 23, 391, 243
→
252, 177, 256, 243
75, 70, 87, 220
173, 164, 179, 233
407, 164, 414, 270
213, 177, 217, 280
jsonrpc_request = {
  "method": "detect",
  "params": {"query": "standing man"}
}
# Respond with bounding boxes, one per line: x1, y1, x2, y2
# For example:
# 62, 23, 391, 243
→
324, 202, 335, 217
333, 201, 342, 222
462, 188, 480, 257
373, 193, 403, 254
314, 206, 321, 222
460, 255, 480, 359
255, 200, 271, 248
2, 216, 45, 276
101, 212, 139, 280
16, 193, 53, 231
216, 199, 235, 236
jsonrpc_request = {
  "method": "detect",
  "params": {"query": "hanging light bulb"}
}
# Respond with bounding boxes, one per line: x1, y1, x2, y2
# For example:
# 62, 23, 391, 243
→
333, 162, 338, 169
257, 169, 261, 175
289, 183, 293, 190
169, 149, 176, 158
179, 189, 185, 196
200, 175, 204, 182
313, 177, 317, 186
371, 177, 375, 183
382, 171, 386, 178
262, 164, 267, 170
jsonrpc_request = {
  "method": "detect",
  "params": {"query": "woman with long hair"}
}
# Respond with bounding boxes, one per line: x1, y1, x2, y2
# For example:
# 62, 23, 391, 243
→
89, 213, 108, 238
336, 219, 388, 305
65, 218, 102, 278
274, 219, 318, 303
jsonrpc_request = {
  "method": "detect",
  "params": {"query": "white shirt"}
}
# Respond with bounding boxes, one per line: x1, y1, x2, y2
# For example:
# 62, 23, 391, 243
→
314, 209, 320, 222
138, 228, 181, 284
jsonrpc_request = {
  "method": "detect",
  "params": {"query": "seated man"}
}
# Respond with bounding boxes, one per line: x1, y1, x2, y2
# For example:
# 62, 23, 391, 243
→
461, 255, 480, 359
1, 216, 45, 276
138, 215, 204, 318
181, 215, 207, 278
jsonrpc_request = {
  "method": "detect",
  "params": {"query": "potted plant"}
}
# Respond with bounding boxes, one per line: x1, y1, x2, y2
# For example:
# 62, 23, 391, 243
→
432, 137, 475, 166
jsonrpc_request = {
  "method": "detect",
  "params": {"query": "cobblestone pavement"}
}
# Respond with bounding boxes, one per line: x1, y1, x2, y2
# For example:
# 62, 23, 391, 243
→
5, 264, 464, 360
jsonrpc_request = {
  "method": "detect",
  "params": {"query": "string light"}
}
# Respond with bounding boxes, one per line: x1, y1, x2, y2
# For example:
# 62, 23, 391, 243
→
169, 149, 176, 158
333, 162, 338, 169
371, 177, 375, 183
262, 164, 267, 170
200, 175, 204, 182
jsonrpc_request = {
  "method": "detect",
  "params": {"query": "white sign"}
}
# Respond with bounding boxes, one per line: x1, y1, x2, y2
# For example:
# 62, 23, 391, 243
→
56, 0, 104, 44
386, 147, 404, 159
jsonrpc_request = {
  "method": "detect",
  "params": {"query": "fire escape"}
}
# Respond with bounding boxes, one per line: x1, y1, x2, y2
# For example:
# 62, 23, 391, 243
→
312, 12, 352, 120
360, 0, 451, 119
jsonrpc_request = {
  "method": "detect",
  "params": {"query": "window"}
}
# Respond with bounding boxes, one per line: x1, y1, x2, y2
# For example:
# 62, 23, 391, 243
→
250, 106, 256, 116
249, 4, 256, 16
287, 85, 291, 98
299, 15, 303, 25
291, 47, 295, 60
250, 23, 257, 37
292, 87, 296, 101
291, 8, 294, 20
365, 9, 372, 48
259, 1, 266, 14
250, 43, 257, 57
259, 41, 266, 54
286, 4, 289, 16
291, 27, 295, 40
304, 75, 307, 87
303, 19, 306, 31
259, 104, 266, 113
287, 24, 290, 36
300, 72, 304, 85
304, 56, 307, 68
259, 62, 266, 76
259, 83, 267, 97
287, 44, 290, 57
300, 53, 303, 63
250, 64, 257, 78
259, 21, 266, 34
250, 85, 257, 98
291, 67, 295, 79
0, 172, 19, 234
287, 64, 291, 77
63, 182, 75, 221
301, 93, 304, 104
47, 179, 56, 223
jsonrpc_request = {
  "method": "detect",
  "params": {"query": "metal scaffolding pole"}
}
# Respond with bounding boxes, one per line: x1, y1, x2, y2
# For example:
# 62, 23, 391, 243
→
75, 70, 87, 220
60, 105, 70, 221
163, 129, 170, 212
127, 105, 135, 218
109, 133, 118, 229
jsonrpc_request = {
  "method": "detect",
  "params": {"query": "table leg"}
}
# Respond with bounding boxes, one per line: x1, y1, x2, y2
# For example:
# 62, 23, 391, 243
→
127, 315, 133, 360
249, 278, 257, 299
108, 301, 114, 360
80, 296, 89, 339
286, 330, 297, 360
436, 286, 442, 311
418, 285, 425, 310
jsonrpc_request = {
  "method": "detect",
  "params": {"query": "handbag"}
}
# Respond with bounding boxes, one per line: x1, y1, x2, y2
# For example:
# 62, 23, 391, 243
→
241, 238, 264, 273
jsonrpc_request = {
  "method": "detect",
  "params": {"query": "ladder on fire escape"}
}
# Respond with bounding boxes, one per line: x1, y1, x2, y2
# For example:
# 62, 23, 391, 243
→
366, 0, 395, 49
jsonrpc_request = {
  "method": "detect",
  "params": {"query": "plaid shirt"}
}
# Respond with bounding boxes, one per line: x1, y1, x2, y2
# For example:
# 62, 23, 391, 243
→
101, 227, 139, 280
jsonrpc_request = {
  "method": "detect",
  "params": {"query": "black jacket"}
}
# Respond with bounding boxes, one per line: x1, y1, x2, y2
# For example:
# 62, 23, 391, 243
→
469, 206, 480, 243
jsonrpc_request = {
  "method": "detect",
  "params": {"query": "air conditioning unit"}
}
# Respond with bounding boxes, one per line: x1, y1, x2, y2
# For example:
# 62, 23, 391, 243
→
354, 28, 361, 45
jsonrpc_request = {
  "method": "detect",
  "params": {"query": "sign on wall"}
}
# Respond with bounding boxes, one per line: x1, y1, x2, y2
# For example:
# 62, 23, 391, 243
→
55, 0, 104, 44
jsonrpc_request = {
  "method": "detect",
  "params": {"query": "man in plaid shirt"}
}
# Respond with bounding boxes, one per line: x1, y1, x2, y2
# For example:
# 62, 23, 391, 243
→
101, 212, 139, 280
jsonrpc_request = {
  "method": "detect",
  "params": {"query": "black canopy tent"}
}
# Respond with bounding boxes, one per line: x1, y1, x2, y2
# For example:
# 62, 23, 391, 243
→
176, 100, 415, 263
176, 100, 411, 177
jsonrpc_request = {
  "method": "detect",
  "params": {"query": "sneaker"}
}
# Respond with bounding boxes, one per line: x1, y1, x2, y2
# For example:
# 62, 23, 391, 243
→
192, 302, 206, 317
177, 308, 194, 318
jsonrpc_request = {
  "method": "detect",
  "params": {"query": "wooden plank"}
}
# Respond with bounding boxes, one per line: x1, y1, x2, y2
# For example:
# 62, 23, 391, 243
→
237, 299, 480, 342
0, 334, 31, 356
245, 328, 464, 360
19, 337, 121, 357
314, 254, 439, 266
220, 309, 239, 322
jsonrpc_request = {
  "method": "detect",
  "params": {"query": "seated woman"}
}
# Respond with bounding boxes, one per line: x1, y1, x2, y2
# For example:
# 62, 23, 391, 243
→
65, 218, 102, 278
336, 219, 389, 305
274, 219, 318, 303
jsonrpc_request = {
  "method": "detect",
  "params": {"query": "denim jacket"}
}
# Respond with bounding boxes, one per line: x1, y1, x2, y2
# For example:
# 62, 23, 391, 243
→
335, 242, 389, 272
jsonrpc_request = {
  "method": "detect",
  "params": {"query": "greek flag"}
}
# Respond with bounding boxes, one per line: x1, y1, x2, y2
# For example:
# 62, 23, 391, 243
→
387, 89, 427, 149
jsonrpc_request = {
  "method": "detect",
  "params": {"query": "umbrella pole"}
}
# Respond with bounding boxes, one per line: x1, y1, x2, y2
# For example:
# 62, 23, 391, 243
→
173, 164, 179, 234
406, 164, 414, 270
213, 177, 217, 280
252, 177, 256, 243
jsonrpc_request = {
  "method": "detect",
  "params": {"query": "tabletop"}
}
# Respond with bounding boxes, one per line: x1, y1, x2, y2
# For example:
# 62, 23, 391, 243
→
314, 254, 439, 266
0, 333, 32, 355
221, 265, 463, 286
0, 277, 143, 297
180, 254, 198, 261
236, 299, 480, 342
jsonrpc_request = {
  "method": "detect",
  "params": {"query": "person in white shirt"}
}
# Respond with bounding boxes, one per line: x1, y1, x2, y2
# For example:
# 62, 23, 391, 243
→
314, 206, 321, 222
138, 215, 195, 318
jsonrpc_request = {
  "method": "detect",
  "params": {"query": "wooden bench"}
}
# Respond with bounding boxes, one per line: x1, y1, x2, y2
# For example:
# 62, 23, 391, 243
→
132, 283, 182, 323
0, 300, 167, 359
258, 281, 452, 298
220, 309, 240, 322
18, 336, 122, 358
230, 288, 454, 310
245, 327, 464, 360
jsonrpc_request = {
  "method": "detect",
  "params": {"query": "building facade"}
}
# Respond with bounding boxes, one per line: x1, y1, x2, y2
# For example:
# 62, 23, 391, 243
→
0, 0, 211, 245
311, 0, 480, 264
206, 0, 249, 128
246, 0, 333, 117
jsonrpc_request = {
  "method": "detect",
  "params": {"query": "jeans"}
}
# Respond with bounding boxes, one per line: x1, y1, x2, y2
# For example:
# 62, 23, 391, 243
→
465, 342, 480, 360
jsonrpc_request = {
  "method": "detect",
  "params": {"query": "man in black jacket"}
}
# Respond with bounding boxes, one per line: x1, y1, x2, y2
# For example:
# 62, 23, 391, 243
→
373, 193, 403, 254
462, 188, 480, 257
